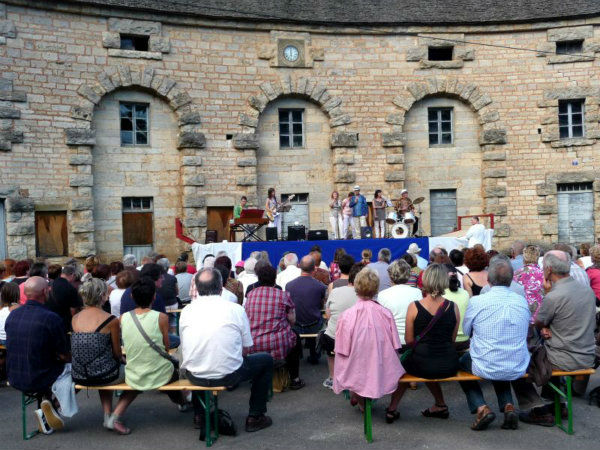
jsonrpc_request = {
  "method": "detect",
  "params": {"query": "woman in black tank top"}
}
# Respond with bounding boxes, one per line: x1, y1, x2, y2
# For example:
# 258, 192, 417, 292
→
463, 247, 489, 297
385, 264, 459, 422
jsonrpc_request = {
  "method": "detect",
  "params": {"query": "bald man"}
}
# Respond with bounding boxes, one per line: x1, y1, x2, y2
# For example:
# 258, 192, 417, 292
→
5, 276, 69, 433
513, 250, 596, 426
285, 255, 327, 364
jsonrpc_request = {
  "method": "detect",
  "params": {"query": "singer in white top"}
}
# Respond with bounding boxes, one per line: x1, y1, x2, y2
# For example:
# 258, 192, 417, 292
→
464, 216, 486, 248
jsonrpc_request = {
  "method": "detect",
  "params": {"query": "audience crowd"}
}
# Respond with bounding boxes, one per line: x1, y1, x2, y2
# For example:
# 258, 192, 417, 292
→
0, 238, 598, 438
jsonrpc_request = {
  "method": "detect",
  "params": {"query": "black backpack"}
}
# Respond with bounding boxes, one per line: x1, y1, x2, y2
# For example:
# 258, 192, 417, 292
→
199, 408, 237, 441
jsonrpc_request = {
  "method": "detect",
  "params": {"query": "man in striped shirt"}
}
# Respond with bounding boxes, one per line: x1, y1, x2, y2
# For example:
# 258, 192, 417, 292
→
459, 255, 530, 431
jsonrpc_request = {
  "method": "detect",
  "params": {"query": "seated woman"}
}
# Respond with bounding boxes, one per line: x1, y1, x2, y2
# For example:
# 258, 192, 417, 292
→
322, 263, 362, 389
121, 277, 186, 424
71, 278, 136, 435
462, 247, 489, 297
333, 268, 405, 411
245, 264, 304, 390
109, 269, 138, 318
0, 282, 20, 345
386, 264, 460, 421
513, 245, 544, 322
441, 264, 470, 353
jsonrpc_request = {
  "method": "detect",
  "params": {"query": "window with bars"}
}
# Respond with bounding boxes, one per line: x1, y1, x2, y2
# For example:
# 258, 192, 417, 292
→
278, 109, 304, 148
122, 197, 153, 212
428, 107, 453, 146
557, 182, 593, 193
558, 99, 585, 139
120, 102, 149, 146
556, 40, 583, 55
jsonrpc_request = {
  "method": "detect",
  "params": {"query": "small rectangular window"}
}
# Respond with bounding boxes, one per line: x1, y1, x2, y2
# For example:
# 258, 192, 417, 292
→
428, 107, 453, 146
278, 109, 304, 148
558, 99, 585, 139
35, 211, 68, 257
120, 34, 149, 52
428, 46, 453, 61
120, 102, 149, 146
556, 40, 584, 55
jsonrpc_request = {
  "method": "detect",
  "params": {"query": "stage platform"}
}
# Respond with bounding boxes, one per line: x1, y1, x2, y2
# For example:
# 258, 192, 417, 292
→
241, 237, 429, 267
190, 235, 476, 268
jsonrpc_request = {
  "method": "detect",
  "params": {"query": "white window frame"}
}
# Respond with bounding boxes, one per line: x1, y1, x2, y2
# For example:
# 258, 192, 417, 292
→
558, 99, 585, 139
278, 109, 305, 149
428, 107, 454, 146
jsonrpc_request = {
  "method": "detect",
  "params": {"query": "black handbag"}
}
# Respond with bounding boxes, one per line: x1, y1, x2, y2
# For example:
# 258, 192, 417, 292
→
199, 408, 237, 441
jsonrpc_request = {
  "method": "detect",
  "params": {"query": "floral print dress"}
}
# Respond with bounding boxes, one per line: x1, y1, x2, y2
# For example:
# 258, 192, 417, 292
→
513, 264, 544, 323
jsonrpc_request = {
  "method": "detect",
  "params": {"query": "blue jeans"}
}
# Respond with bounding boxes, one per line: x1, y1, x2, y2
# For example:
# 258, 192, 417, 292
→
188, 352, 273, 417
168, 333, 180, 349
458, 352, 514, 413
293, 318, 324, 363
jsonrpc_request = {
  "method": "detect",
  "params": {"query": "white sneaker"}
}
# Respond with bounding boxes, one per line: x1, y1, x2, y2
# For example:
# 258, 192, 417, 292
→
41, 399, 64, 430
322, 377, 333, 389
34, 409, 54, 435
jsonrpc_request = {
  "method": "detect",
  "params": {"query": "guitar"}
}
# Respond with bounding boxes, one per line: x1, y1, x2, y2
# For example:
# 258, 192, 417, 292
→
266, 194, 295, 222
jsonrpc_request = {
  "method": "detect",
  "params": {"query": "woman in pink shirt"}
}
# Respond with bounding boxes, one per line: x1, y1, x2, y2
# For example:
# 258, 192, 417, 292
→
333, 267, 405, 412
586, 245, 600, 304
513, 245, 544, 323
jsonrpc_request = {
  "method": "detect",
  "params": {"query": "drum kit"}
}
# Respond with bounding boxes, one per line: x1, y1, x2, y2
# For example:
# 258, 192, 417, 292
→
386, 196, 425, 239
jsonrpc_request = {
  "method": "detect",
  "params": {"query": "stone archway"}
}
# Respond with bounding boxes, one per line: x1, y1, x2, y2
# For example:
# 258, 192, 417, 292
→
382, 77, 510, 238
65, 64, 205, 256
232, 76, 359, 207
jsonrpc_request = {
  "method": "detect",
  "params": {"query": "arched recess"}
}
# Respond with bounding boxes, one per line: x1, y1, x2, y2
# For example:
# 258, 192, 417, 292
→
65, 64, 205, 257
232, 77, 359, 213
382, 77, 510, 238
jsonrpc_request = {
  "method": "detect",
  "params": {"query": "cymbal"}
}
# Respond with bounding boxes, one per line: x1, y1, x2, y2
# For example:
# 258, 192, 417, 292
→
412, 197, 425, 205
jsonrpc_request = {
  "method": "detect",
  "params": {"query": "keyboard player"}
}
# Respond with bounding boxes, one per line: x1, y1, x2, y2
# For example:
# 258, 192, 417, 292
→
233, 195, 248, 219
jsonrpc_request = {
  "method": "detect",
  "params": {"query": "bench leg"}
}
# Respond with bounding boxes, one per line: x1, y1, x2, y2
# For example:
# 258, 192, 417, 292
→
549, 376, 574, 435
21, 393, 39, 440
364, 398, 373, 443
196, 391, 219, 447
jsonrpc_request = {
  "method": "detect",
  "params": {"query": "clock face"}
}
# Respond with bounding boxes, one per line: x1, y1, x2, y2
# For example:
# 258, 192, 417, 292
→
283, 45, 299, 62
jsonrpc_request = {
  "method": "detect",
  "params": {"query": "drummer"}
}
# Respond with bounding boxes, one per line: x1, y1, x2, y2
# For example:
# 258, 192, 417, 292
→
395, 189, 415, 216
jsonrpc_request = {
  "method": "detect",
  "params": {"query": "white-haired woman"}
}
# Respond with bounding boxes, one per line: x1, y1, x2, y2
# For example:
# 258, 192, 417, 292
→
71, 278, 136, 434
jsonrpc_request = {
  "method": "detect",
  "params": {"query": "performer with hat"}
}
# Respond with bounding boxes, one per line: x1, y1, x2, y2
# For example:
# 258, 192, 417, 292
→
349, 185, 368, 239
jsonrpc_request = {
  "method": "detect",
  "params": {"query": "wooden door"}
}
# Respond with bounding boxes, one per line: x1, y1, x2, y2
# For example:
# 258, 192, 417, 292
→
35, 211, 68, 257
430, 189, 457, 236
558, 183, 594, 244
207, 207, 233, 242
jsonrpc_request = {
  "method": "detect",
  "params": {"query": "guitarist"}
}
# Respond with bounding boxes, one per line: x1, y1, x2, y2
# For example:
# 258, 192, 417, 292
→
265, 188, 282, 240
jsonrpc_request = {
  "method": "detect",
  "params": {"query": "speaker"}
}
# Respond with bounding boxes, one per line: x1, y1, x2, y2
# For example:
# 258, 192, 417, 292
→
266, 227, 279, 241
361, 226, 373, 239
287, 225, 306, 241
205, 229, 218, 243
308, 229, 328, 241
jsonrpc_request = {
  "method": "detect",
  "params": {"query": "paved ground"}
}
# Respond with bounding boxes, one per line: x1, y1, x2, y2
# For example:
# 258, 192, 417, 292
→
1, 359, 599, 450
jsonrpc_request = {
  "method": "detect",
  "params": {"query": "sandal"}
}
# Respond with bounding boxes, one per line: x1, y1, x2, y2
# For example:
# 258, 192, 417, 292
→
421, 405, 449, 419
385, 409, 400, 424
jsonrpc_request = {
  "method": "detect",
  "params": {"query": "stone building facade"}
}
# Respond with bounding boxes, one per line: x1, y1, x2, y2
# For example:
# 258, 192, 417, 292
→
1, 0, 600, 260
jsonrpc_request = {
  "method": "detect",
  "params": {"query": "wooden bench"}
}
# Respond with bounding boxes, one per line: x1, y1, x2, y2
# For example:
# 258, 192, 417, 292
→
359, 368, 595, 443
73, 380, 226, 447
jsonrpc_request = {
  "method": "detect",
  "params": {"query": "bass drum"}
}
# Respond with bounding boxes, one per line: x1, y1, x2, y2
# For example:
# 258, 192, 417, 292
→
391, 222, 409, 239
385, 211, 398, 225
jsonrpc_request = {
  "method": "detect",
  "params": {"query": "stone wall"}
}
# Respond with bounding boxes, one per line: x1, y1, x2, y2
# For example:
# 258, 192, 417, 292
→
92, 90, 185, 261
2, 2, 600, 258
256, 98, 332, 231
403, 97, 482, 235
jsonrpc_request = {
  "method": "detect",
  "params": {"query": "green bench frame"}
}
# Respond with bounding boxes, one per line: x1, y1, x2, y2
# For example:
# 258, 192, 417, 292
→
358, 369, 595, 443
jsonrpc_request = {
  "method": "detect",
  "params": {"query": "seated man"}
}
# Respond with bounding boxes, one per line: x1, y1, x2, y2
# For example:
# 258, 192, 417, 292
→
5, 277, 69, 434
285, 255, 327, 364
459, 256, 530, 431
245, 264, 304, 390
515, 250, 596, 426
180, 268, 273, 433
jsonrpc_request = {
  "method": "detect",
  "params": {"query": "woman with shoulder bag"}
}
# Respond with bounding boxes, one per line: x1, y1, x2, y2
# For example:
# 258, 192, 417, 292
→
71, 278, 137, 435
385, 264, 460, 423
120, 277, 188, 432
